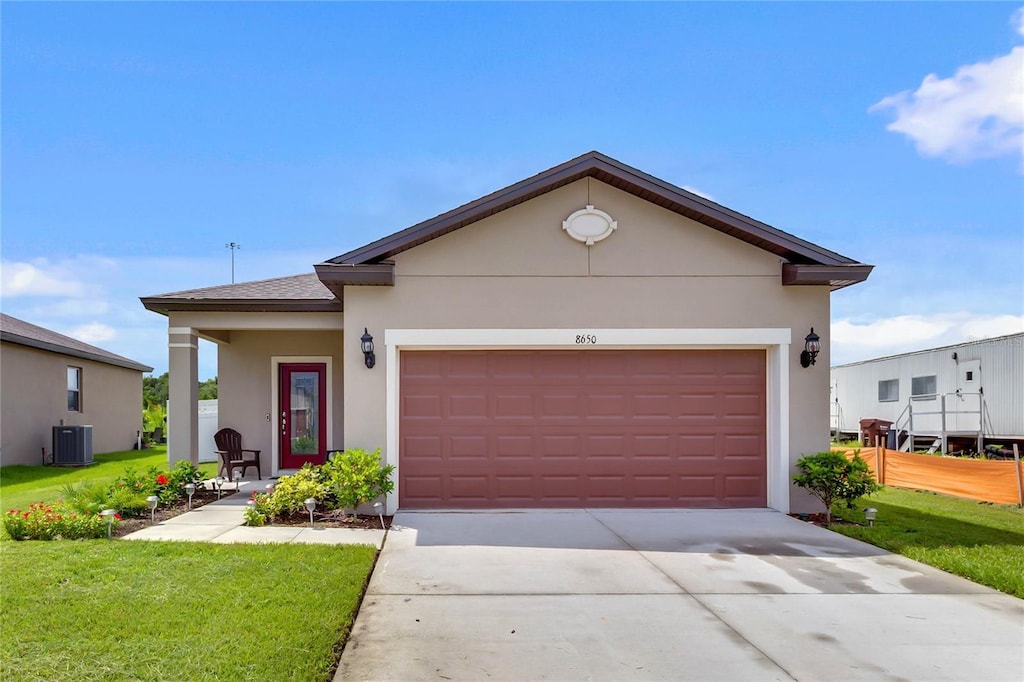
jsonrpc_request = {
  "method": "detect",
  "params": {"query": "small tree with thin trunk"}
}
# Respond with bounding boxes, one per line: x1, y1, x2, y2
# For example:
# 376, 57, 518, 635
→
793, 451, 880, 525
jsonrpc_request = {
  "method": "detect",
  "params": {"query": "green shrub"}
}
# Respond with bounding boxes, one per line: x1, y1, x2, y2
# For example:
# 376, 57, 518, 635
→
160, 460, 205, 505
323, 448, 394, 512
3, 502, 115, 540
793, 451, 880, 525
59, 481, 113, 515
263, 464, 331, 517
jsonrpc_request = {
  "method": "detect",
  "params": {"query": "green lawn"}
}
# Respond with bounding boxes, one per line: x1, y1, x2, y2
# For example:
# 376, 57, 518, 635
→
0, 446, 218, 517
831, 487, 1024, 598
0, 541, 377, 681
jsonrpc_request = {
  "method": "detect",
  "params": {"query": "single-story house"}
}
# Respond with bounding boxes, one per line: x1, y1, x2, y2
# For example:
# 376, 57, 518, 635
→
0, 313, 153, 466
142, 151, 872, 514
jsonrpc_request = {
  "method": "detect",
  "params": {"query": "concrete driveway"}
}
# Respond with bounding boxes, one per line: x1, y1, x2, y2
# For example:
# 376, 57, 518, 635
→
338, 509, 1023, 681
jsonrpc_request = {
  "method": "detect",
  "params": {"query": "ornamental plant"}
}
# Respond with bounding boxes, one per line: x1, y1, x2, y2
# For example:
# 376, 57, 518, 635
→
792, 451, 880, 526
323, 448, 394, 514
3, 502, 116, 541
261, 463, 332, 518
243, 493, 270, 527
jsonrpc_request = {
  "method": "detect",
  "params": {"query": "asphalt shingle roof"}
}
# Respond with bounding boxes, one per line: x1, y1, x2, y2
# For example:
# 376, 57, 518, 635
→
149, 273, 335, 300
0, 313, 153, 372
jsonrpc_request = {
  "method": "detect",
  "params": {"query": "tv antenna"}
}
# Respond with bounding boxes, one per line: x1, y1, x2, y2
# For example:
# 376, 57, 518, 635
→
225, 242, 241, 283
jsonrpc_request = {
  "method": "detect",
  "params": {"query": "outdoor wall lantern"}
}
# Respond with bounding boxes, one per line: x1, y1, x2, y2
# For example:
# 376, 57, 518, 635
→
185, 483, 196, 510
304, 498, 317, 528
800, 327, 821, 368
146, 495, 160, 525
360, 328, 376, 369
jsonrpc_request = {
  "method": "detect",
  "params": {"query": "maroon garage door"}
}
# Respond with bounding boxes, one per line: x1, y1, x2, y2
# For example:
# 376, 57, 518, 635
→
399, 349, 766, 508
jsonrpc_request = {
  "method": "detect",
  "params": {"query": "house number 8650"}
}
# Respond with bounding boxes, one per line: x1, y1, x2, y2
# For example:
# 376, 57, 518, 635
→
575, 334, 597, 344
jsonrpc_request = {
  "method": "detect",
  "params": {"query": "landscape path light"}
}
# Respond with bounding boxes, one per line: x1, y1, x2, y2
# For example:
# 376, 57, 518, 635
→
100, 509, 116, 539
304, 498, 317, 528
373, 502, 385, 530
864, 508, 878, 527
146, 496, 160, 525
185, 483, 196, 510
215, 476, 226, 499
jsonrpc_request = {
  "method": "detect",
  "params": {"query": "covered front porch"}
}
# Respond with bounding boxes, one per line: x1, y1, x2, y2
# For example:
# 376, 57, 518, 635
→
142, 274, 347, 477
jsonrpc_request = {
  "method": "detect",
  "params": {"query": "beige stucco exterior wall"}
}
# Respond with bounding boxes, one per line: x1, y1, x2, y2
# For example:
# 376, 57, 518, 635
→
217, 330, 344, 474
342, 179, 832, 512
0, 343, 144, 466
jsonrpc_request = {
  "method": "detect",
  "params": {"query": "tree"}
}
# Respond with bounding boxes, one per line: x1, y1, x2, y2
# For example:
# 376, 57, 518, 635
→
198, 376, 218, 400
792, 451, 880, 525
142, 372, 217, 405
143, 372, 169, 406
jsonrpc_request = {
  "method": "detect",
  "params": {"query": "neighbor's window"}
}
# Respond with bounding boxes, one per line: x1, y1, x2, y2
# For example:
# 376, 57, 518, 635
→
878, 379, 899, 402
911, 375, 937, 400
67, 367, 82, 412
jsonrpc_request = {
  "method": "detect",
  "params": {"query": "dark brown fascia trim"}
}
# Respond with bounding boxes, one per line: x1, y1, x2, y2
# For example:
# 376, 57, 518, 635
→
0, 332, 153, 373
314, 262, 395, 288
782, 263, 874, 290
328, 151, 860, 268
140, 298, 344, 315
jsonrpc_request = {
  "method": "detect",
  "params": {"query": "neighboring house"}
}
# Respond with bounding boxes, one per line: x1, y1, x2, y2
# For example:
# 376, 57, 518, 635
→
142, 151, 872, 514
0, 313, 153, 467
831, 332, 1024, 452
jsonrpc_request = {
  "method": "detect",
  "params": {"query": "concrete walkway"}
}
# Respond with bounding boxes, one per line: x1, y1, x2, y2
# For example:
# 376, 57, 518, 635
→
338, 509, 1024, 681
121, 480, 385, 547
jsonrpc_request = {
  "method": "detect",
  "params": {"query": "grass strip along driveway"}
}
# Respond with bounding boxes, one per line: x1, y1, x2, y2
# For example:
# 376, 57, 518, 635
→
831, 486, 1024, 598
1, 541, 377, 681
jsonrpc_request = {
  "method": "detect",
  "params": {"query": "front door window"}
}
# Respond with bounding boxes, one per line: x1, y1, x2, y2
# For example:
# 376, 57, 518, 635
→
280, 363, 327, 469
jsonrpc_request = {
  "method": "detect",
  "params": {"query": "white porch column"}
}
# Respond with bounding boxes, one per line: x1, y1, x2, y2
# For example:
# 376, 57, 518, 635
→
168, 326, 199, 466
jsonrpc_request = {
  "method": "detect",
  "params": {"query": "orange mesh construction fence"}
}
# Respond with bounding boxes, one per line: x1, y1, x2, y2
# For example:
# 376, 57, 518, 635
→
834, 446, 1024, 506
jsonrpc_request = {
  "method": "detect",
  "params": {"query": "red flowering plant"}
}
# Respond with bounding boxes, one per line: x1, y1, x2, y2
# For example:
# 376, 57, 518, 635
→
2, 501, 112, 541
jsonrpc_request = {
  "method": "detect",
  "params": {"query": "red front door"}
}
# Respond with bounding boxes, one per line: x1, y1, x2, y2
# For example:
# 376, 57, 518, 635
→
280, 363, 327, 469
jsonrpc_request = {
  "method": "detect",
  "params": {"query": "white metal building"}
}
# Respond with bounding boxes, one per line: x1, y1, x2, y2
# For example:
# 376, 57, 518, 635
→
830, 332, 1024, 451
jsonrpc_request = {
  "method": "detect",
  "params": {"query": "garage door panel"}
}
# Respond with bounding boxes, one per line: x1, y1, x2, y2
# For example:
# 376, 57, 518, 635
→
449, 394, 488, 418
400, 349, 766, 508
448, 435, 488, 459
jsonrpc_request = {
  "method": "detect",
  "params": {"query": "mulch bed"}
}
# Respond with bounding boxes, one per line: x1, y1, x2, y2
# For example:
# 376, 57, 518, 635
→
270, 510, 393, 530
789, 512, 859, 528
113, 490, 393, 537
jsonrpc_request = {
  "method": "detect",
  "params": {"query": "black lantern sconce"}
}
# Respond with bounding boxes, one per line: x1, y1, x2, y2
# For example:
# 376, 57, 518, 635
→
800, 328, 821, 368
360, 328, 376, 369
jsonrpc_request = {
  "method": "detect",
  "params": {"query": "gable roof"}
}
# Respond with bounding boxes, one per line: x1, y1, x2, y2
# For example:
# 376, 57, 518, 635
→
0, 313, 153, 372
315, 150, 872, 293
141, 273, 343, 315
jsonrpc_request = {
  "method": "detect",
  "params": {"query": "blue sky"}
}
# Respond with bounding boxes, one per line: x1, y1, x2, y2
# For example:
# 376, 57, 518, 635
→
3, 2, 1022, 380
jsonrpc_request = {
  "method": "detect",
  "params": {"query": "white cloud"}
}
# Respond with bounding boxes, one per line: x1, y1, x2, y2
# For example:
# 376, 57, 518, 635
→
682, 185, 717, 202
67, 322, 117, 344
0, 261, 84, 297
832, 312, 1024, 365
869, 11, 1024, 163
